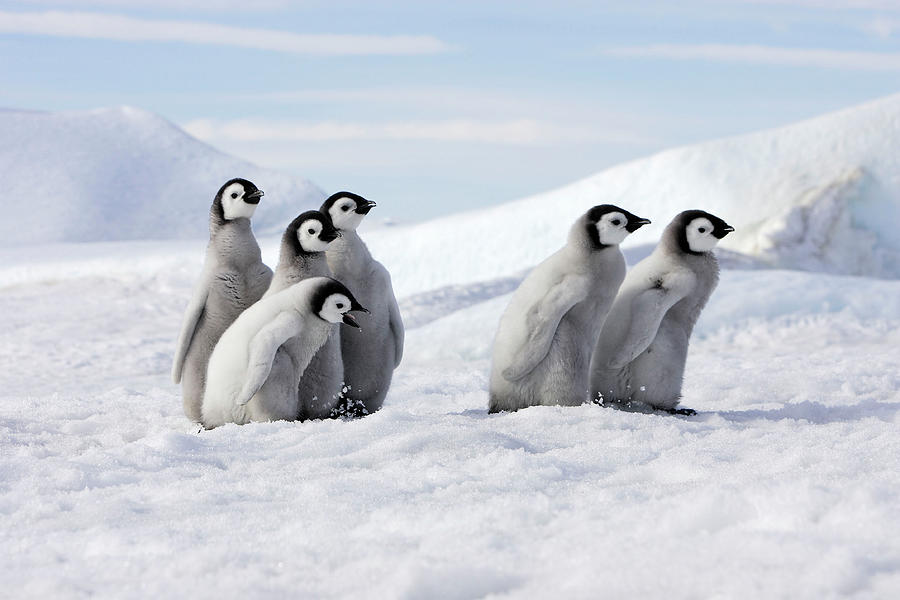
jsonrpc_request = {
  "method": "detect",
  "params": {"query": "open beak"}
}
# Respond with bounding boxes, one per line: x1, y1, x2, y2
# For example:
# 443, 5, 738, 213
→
355, 200, 377, 215
244, 189, 264, 205
626, 218, 651, 233
341, 301, 368, 328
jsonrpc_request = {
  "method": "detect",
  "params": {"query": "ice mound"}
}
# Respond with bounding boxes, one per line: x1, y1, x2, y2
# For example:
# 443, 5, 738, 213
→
366, 94, 900, 295
0, 106, 324, 245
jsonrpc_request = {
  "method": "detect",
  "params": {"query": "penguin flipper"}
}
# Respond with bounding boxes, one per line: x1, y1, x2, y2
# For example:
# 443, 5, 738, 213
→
171, 275, 211, 384
235, 311, 298, 407
386, 276, 405, 368
502, 275, 590, 381
607, 276, 692, 369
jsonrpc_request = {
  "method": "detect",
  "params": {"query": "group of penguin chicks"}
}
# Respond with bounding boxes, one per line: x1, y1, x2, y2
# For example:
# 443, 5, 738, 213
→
489, 205, 734, 416
171, 178, 403, 429
171, 179, 733, 428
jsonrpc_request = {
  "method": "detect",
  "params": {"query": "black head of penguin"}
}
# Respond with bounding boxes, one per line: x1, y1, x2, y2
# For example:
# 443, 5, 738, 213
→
211, 178, 264, 225
584, 204, 651, 250
673, 209, 735, 255
311, 278, 369, 328
320, 191, 377, 218
283, 210, 341, 256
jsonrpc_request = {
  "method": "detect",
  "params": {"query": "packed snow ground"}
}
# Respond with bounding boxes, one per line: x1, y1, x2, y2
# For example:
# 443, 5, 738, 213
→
2, 239, 899, 599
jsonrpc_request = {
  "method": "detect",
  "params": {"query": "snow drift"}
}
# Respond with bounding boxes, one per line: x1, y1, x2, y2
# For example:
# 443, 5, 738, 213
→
0, 107, 324, 245
365, 94, 900, 295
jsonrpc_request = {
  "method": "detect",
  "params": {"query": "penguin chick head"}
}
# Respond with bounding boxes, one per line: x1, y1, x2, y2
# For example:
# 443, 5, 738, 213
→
312, 278, 369, 328
215, 178, 264, 221
320, 191, 377, 232
585, 204, 651, 249
677, 210, 734, 254
285, 210, 341, 255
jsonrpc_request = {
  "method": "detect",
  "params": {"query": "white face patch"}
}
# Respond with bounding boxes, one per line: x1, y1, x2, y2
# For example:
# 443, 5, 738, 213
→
296, 219, 331, 252
685, 217, 720, 252
328, 197, 365, 231
318, 293, 351, 324
221, 182, 258, 221
596, 211, 630, 246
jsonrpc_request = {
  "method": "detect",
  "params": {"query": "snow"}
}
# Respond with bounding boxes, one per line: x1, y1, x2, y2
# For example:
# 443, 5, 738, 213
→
3, 96, 900, 597
362, 94, 900, 296
3, 240, 900, 598
0, 107, 324, 245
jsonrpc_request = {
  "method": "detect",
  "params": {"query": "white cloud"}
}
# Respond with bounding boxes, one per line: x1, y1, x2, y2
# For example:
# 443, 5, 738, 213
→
14, 0, 291, 9
604, 43, 900, 70
737, 0, 900, 8
863, 17, 900, 38
182, 117, 654, 146
0, 10, 452, 55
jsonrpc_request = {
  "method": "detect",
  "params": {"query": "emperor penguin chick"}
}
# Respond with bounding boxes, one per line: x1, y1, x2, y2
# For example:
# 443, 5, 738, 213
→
171, 178, 273, 423
590, 210, 734, 415
489, 205, 650, 413
321, 192, 404, 416
262, 210, 345, 420
200, 277, 367, 429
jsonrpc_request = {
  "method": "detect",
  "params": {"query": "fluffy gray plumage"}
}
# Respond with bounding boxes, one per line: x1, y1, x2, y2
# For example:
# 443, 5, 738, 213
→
200, 277, 365, 428
260, 211, 345, 420
321, 192, 403, 415
489, 205, 649, 413
589, 209, 733, 412
171, 179, 273, 423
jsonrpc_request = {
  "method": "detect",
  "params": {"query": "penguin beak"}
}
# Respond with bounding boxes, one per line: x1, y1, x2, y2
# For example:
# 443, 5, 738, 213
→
714, 225, 735, 239
322, 230, 341, 243
244, 189, 264, 205
355, 200, 377, 215
626, 218, 651, 233
341, 300, 368, 328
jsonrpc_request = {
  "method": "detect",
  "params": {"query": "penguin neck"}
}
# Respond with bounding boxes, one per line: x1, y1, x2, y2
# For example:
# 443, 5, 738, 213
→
567, 218, 613, 259
658, 224, 719, 272
269, 249, 330, 295
326, 229, 371, 276
209, 217, 262, 267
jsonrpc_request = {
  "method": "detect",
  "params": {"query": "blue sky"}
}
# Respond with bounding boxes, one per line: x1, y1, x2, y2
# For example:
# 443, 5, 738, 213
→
3, 0, 900, 222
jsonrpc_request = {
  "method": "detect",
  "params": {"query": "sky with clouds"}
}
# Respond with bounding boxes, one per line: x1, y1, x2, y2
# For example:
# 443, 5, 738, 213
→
2, 0, 900, 222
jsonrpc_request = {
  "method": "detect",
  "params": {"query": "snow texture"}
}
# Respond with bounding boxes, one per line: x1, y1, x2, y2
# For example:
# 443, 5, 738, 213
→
2, 96, 900, 598
0, 107, 324, 245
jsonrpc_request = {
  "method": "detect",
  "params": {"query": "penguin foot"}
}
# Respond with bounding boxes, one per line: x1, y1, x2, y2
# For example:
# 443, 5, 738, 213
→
664, 407, 697, 416
328, 395, 370, 420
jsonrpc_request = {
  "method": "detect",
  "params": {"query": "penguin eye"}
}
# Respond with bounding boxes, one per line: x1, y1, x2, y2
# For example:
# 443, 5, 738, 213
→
698, 227, 706, 233
231, 192, 239, 199
336, 303, 345, 309
308, 228, 315, 235
611, 219, 622, 226
342, 205, 351, 212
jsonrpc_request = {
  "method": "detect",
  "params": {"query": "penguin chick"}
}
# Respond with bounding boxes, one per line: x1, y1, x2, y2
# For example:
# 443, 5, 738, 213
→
321, 192, 404, 416
171, 178, 273, 423
489, 205, 650, 413
200, 277, 367, 428
590, 209, 734, 414
262, 210, 346, 420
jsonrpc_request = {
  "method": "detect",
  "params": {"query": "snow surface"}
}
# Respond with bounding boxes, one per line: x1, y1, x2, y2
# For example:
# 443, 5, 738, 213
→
0, 107, 324, 245
3, 96, 900, 598
2, 239, 899, 599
